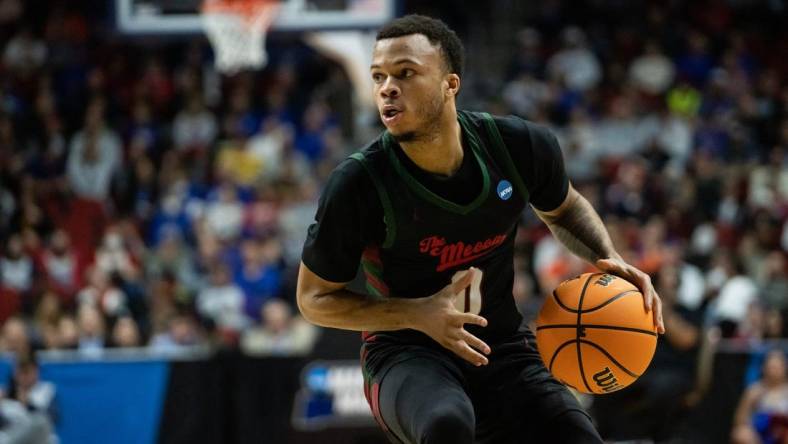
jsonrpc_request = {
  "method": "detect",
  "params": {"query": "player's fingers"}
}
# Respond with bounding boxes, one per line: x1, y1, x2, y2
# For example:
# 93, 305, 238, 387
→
457, 312, 488, 328
595, 258, 618, 273
452, 340, 488, 366
652, 292, 665, 334
449, 267, 476, 294
638, 272, 657, 313
461, 329, 491, 355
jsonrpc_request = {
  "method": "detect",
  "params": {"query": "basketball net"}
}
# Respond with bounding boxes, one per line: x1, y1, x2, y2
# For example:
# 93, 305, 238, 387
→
201, 0, 281, 74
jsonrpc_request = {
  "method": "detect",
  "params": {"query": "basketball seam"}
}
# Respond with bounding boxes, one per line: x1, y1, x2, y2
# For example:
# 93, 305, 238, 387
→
575, 273, 598, 393
536, 324, 658, 337
552, 288, 640, 314
580, 289, 640, 312
578, 339, 640, 379
549, 339, 578, 373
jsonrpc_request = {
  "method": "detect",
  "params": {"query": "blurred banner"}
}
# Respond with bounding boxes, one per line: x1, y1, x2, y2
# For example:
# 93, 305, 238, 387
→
40, 359, 169, 444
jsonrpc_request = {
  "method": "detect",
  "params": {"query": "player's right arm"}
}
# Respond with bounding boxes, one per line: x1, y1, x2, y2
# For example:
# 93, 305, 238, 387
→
297, 158, 489, 366
297, 262, 489, 366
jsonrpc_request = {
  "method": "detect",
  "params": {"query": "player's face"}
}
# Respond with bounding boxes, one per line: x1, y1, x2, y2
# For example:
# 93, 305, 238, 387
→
371, 34, 454, 142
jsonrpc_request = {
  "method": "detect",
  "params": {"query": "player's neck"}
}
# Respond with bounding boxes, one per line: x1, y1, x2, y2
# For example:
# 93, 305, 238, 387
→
399, 108, 463, 177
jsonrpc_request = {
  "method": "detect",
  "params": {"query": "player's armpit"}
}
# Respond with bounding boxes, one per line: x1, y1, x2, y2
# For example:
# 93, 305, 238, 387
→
296, 261, 353, 321
531, 182, 580, 222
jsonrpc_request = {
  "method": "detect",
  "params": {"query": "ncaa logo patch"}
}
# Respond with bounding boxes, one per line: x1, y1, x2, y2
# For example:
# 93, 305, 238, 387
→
497, 180, 513, 200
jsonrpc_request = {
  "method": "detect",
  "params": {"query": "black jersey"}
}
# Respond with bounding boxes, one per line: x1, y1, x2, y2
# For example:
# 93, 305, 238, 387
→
302, 110, 569, 344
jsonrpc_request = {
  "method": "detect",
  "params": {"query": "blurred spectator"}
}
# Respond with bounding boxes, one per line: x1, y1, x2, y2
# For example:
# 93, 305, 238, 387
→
294, 101, 337, 163
0, 234, 33, 296
149, 313, 203, 352
506, 27, 544, 80
759, 251, 788, 311
232, 237, 283, 320
215, 139, 264, 186
172, 94, 217, 153
56, 315, 79, 350
0, 318, 30, 358
629, 41, 675, 96
127, 100, 160, 157
110, 316, 141, 348
749, 147, 788, 210
33, 292, 61, 350
94, 228, 139, 282
676, 31, 714, 87
8, 355, 57, 423
246, 118, 296, 184
202, 183, 244, 241
65, 100, 121, 201
732, 349, 788, 444
278, 180, 319, 266
64, 100, 121, 257
197, 263, 248, 339
712, 261, 759, 336
147, 184, 195, 247
2, 28, 46, 75
144, 231, 200, 293
502, 72, 550, 120
546, 27, 601, 92
76, 304, 105, 354
559, 108, 598, 182
38, 230, 82, 303
76, 266, 127, 318
240, 299, 317, 356
0, 391, 53, 444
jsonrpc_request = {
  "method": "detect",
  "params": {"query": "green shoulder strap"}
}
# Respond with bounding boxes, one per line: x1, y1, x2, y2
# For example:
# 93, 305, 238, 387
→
479, 112, 530, 203
349, 152, 397, 248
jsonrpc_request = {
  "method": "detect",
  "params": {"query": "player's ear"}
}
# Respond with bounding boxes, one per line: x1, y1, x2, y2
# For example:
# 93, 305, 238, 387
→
445, 73, 460, 97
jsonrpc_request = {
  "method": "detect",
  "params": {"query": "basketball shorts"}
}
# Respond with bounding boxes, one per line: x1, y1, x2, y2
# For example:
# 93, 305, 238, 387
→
360, 325, 603, 444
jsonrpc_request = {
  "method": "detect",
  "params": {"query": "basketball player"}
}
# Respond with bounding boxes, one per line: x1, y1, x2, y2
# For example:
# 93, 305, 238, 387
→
297, 14, 665, 444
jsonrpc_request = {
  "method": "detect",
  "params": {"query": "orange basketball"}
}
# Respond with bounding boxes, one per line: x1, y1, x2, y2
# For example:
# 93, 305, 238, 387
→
535, 272, 658, 395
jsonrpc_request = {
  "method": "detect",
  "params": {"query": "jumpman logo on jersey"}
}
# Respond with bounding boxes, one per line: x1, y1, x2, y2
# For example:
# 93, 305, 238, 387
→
419, 233, 507, 272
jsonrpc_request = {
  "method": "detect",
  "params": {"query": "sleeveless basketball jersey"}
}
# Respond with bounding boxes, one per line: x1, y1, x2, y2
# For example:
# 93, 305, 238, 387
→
350, 110, 530, 343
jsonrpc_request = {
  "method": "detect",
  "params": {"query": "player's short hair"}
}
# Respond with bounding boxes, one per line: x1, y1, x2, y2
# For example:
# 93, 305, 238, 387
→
376, 14, 465, 78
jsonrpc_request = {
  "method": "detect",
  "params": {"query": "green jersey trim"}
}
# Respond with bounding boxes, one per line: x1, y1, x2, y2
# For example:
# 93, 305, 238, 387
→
479, 112, 530, 203
349, 152, 397, 248
380, 113, 492, 215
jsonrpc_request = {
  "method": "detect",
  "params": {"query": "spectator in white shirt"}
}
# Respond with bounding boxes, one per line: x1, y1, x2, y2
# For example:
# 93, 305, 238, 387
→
629, 41, 676, 95
197, 263, 249, 334
547, 27, 602, 92
66, 101, 121, 201
172, 94, 217, 153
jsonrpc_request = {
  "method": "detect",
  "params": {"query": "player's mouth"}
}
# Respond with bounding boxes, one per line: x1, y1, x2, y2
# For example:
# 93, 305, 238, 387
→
381, 105, 403, 125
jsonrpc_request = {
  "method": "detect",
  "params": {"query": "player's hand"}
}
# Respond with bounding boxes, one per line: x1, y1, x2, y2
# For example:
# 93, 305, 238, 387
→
595, 258, 665, 334
414, 267, 491, 366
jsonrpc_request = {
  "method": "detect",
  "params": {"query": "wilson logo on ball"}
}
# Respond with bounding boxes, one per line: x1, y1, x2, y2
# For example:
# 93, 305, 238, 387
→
594, 274, 614, 287
592, 367, 622, 393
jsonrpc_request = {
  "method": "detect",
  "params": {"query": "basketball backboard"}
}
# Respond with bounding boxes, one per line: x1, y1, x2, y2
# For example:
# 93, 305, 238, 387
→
114, 0, 397, 34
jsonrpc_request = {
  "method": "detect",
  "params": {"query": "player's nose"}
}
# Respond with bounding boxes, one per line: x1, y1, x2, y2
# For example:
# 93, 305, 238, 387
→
380, 77, 400, 98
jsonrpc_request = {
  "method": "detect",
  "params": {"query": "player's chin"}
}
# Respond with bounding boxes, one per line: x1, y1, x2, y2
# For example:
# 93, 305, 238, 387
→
382, 120, 408, 135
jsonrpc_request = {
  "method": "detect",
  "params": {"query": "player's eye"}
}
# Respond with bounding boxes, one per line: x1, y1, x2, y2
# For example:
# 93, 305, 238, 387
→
401, 69, 414, 78
372, 73, 385, 83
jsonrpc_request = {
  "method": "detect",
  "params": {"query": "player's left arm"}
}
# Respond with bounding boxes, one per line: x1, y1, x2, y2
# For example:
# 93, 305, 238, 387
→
533, 186, 665, 333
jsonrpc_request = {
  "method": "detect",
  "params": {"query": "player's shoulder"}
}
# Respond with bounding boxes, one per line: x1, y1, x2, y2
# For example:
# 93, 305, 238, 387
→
323, 137, 385, 195
460, 110, 557, 149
